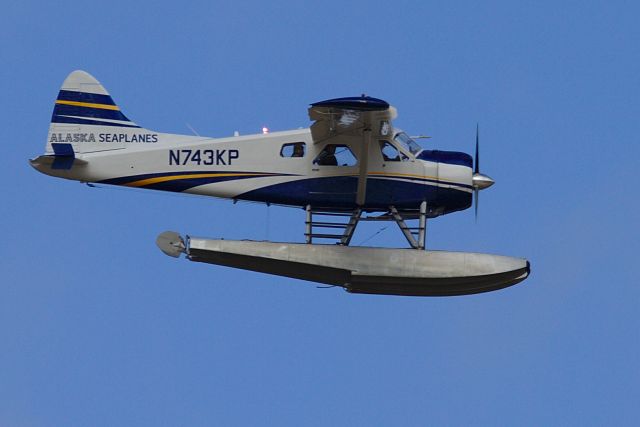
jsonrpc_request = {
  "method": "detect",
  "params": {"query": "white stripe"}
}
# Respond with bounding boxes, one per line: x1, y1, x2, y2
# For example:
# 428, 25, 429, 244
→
57, 115, 137, 126
374, 176, 472, 193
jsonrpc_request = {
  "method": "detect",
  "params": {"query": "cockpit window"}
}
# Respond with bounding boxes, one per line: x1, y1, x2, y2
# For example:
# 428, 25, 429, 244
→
280, 142, 306, 158
313, 144, 357, 166
379, 141, 401, 161
394, 132, 422, 155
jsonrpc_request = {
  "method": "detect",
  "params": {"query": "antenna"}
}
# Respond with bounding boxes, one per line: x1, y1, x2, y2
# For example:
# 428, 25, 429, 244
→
186, 123, 200, 137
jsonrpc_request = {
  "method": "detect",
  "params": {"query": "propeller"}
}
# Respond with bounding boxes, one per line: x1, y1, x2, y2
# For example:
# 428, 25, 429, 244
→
472, 124, 495, 220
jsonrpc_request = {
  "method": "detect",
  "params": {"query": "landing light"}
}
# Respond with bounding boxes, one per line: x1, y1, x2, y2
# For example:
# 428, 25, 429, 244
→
262, 127, 269, 134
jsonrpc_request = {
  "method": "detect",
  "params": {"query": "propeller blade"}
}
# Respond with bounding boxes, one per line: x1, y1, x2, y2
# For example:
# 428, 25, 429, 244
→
474, 123, 480, 174
473, 124, 483, 222
474, 188, 479, 222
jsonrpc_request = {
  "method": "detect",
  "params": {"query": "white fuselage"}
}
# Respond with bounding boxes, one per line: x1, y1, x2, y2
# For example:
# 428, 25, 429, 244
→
34, 126, 473, 215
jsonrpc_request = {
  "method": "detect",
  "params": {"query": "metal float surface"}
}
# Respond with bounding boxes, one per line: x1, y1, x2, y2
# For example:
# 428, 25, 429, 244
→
158, 232, 530, 296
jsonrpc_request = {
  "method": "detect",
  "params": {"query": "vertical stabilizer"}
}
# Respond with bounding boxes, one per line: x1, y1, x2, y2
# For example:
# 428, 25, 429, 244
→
46, 70, 145, 155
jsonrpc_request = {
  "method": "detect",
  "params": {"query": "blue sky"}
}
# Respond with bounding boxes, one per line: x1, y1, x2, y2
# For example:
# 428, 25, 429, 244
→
1, 0, 638, 425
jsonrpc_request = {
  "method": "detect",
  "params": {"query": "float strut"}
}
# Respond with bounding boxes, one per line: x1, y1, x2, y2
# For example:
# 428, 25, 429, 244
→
390, 203, 427, 250
390, 206, 419, 249
339, 208, 362, 246
418, 201, 427, 250
305, 204, 312, 244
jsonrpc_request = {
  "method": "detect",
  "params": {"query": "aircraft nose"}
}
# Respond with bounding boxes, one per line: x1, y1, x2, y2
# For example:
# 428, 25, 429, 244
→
472, 172, 494, 190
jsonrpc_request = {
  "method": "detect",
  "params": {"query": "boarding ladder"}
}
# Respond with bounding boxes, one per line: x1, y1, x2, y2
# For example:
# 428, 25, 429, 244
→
304, 201, 428, 249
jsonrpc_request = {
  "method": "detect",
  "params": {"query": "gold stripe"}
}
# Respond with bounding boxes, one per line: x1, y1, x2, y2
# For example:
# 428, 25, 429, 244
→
124, 173, 268, 188
55, 100, 120, 111
369, 171, 438, 180
124, 171, 468, 190
368, 171, 467, 186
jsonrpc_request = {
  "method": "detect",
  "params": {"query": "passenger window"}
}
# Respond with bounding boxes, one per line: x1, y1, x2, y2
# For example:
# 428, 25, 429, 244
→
313, 144, 357, 166
380, 141, 401, 161
280, 142, 306, 158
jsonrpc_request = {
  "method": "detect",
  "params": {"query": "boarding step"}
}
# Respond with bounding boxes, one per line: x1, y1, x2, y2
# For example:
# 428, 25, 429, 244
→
305, 205, 362, 246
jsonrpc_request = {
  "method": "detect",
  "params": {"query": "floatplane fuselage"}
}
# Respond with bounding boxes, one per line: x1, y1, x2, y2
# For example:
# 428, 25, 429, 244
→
31, 71, 529, 296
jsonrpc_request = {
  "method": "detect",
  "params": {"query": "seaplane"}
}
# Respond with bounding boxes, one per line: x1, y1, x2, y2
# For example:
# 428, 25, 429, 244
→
30, 70, 530, 296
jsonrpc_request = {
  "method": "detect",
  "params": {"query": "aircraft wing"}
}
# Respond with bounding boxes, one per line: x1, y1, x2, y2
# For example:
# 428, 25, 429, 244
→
308, 96, 397, 144
308, 96, 397, 206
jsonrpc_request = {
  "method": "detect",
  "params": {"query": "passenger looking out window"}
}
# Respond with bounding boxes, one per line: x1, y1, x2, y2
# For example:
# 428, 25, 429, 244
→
280, 142, 306, 158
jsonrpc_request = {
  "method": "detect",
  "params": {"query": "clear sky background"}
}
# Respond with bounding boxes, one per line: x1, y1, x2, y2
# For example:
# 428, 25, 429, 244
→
1, 1, 639, 425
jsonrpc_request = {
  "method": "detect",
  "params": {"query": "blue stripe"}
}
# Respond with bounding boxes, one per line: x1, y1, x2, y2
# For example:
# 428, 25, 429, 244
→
51, 142, 75, 169
51, 115, 140, 128
51, 143, 74, 157
238, 176, 472, 213
99, 172, 471, 213
57, 90, 116, 106
52, 157, 74, 170
52, 103, 132, 122
243, 175, 360, 207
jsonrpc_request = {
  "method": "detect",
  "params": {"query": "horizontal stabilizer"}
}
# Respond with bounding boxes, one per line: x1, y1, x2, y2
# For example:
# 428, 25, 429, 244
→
29, 155, 87, 171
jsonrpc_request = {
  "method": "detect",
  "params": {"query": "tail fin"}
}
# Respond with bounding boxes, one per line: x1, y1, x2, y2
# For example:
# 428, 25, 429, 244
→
46, 70, 148, 155
51, 70, 139, 128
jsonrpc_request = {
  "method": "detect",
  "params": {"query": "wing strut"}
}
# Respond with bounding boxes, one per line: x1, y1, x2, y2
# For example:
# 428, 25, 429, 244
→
355, 127, 371, 206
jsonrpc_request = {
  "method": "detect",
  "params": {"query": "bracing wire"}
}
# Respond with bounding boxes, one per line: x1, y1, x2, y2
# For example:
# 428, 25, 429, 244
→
357, 226, 388, 246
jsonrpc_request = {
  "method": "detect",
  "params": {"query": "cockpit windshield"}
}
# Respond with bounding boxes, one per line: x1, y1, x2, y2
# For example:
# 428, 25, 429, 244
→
394, 132, 422, 155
